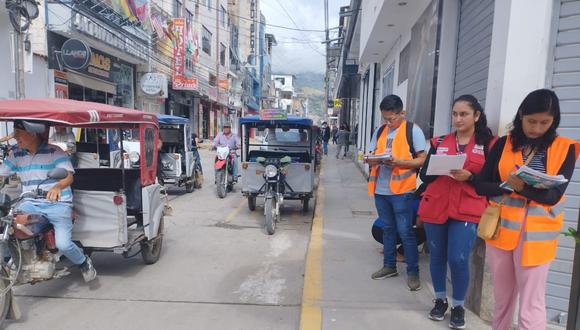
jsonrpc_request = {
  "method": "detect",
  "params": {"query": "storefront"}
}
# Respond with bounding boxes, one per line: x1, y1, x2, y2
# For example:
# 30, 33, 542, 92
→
46, 32, 137, 108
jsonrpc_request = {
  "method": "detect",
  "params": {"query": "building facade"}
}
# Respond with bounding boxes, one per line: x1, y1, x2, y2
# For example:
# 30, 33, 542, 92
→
332, 0, 580, 327
2, 0, 275, 139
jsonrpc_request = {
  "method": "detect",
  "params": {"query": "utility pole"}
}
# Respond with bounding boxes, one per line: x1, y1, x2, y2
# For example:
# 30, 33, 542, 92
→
12, 30, 25, 99
323, 0, 329, 122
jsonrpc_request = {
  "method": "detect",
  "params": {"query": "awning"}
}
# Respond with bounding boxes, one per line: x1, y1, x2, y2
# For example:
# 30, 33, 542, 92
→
68, 71, 117, 95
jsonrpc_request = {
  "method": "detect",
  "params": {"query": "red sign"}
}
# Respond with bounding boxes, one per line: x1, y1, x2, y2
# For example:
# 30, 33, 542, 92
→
172, 18, 198, 91
54, 70, 69, 99
173, 76, 198, 90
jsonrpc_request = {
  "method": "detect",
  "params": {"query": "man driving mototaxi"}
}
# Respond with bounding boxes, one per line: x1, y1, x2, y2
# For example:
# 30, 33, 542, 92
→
0, 120, 96, 283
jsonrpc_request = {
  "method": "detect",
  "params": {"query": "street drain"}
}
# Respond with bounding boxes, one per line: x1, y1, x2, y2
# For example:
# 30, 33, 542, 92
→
351, 210, 375, 217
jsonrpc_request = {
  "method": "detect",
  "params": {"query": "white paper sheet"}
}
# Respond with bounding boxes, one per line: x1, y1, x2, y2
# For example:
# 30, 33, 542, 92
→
426, 154, 467, 175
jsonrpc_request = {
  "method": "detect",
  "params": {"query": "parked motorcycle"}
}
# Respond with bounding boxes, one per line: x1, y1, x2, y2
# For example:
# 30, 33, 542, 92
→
214, 146, 236, 198
256, 156, 292, 235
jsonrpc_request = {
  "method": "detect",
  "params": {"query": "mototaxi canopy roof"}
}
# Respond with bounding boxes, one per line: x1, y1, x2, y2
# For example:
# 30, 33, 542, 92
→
0, 98, 158, 127
156, 114, 189, 125
239, 115, 313, 128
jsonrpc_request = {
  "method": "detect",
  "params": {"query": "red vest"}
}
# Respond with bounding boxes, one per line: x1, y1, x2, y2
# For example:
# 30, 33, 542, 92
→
418, 133, 494, 224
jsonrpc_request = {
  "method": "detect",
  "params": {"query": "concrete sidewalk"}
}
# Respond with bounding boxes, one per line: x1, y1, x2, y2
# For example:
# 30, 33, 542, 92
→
314, 149, 491, 329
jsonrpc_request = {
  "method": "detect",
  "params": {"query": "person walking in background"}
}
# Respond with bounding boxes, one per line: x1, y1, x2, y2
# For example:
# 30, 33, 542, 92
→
321, 122, 331, 155
364, 94, 427, 291
344, 124, 351, 157
417, 95, 496, 329
331, 125, 338, 144
335, 124, 350, 159
476, 89, 579, 330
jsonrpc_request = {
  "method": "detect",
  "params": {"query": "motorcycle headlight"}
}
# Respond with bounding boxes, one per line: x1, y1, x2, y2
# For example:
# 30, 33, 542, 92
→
265, 164, 278, 178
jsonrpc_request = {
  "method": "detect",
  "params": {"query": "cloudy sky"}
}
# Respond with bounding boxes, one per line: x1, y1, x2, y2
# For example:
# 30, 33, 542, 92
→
260, 0, 350, 74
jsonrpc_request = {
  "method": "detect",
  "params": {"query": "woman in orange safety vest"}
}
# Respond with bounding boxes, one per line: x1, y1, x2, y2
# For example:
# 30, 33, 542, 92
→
476, 89, 580, 330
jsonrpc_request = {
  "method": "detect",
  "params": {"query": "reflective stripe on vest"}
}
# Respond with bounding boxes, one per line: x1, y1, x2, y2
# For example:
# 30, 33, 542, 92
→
523, 231, 560, 242
500, 218, 521, 231
490, 196, 526, 208
392, 169, 415, 181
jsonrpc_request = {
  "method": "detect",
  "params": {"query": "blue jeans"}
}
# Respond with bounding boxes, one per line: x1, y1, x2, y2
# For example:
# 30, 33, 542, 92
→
323, 141, 328, 155
424, 219, 477, 306
374, 193, 419, 275
17, 200, 86, 265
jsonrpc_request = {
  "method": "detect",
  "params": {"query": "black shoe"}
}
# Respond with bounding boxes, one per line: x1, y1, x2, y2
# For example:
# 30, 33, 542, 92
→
449, 306, 466, 329
80, 256, 97, 283
428, 298, 448, 321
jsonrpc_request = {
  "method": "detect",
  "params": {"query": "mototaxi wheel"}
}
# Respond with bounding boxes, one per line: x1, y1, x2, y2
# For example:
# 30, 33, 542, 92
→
185, 177, 194, 193
248, 195, 256, 211
141, 217, 164, 265
265, 198, 276, 235
302, 197, 310, 213
0, 267, 12, 327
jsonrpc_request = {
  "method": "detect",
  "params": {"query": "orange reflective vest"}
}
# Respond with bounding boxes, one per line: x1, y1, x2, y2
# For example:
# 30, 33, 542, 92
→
486, 136, 580, 266
367, 121, 416, 196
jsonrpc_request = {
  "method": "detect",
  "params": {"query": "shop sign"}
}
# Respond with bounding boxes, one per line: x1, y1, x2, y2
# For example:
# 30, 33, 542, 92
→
54, 70, 69, 99
250, 0, 256, 54
218, 93, 228, 106
172, 18, 198, 91
173, 76, 198, 91
140, 73, 168, 97
260, 108, 288, 120
61, 38, 91, 70
218, 79, 229, 90
208, 87, 217, 101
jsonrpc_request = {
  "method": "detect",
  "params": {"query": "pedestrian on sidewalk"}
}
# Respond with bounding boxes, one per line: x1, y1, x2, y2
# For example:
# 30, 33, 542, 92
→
335, 124, 349, 159
331, 125, 338, 144
476, 89, 579, 330
417, 95, 496, 329
321, 122, 331, 155
364, 94, 427, 291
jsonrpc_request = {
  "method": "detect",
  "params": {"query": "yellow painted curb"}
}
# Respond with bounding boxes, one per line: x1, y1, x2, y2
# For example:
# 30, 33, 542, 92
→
299, 165, 324, 330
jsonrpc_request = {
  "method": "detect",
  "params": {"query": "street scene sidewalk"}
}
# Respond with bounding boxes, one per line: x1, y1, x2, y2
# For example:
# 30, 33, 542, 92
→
311, 146, 490, 329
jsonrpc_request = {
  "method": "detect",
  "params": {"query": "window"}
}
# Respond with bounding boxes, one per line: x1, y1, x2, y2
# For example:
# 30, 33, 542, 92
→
220, 43, 226, 66
220, 5, 226, 27
202, 25, 212, 55
205, 0, 212, 11
209, 74, 217, 87
174, 0, 183, 17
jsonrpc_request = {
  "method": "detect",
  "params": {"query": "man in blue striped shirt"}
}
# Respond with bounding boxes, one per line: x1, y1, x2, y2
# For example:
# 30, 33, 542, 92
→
0, 120, 96, 282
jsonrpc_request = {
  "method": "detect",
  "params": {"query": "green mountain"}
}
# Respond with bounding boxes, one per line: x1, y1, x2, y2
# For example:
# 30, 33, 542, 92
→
294, 73, 325, 121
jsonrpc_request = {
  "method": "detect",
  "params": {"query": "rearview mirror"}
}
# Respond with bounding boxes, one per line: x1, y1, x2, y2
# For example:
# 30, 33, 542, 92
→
47, 168, 68, 180
280, 156, 292, 164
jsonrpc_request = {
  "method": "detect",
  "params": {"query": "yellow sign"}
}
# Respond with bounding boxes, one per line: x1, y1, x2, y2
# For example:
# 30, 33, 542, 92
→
334, 98, 342, 108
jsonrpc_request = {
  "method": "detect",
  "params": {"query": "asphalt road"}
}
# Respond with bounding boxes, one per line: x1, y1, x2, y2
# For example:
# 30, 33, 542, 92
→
5, 146, 313, 330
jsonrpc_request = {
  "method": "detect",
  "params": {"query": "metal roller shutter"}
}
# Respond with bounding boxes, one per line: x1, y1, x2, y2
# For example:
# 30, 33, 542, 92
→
548, 0, 580, 325
453, 0, 495, 106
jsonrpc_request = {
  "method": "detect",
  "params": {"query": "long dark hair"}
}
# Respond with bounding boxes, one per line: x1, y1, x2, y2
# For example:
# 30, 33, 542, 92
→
453, 94, 493, 146
509, 89, 560, 151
